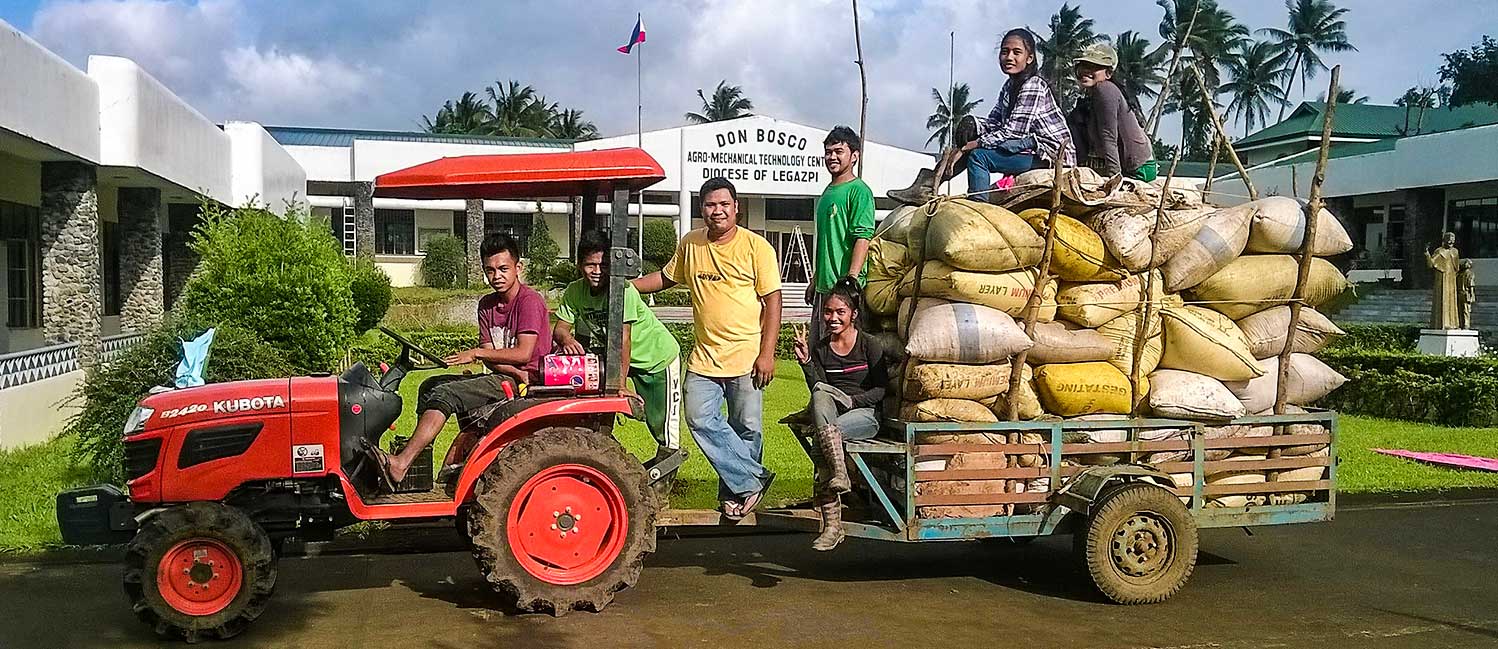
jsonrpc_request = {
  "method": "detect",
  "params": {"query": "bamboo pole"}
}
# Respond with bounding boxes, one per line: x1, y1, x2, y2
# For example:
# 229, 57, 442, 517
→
1188, 61, 1257, 201
1129, 149, 1183, 415
853, 0, 868, 177
1203, 136, 1220, 195
1146, 3, 1200, 138
1273, 66, 1340, 415
1004, 148, 1066, 420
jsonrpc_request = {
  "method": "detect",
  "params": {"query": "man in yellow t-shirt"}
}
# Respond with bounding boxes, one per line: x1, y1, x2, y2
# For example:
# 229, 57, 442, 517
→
635, 177, 783, 518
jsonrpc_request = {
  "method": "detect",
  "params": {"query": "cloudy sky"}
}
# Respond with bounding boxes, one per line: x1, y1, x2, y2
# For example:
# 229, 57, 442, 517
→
0, 0, 1488, 151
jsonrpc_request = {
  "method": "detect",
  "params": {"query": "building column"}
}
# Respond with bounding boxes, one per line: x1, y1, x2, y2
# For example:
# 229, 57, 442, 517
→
353, 181, 375, 258
117, 187, 164, 332
40, 162, 102, 370
465, 198, 484, 286
1403, 188, 1447, 290
676, 189, 692, 240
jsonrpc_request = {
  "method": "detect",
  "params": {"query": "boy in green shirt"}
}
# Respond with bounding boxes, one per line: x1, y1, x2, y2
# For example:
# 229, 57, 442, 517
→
555, 230, 682, 456
808, 126, 877, 342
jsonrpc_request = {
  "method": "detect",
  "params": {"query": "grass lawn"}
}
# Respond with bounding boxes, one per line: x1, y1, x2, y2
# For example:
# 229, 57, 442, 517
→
5, 364, 1497, 553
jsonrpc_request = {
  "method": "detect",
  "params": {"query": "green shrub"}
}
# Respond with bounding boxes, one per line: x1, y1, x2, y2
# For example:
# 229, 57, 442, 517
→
419, 235, 467, 289
525, 212, 561, 286
547, 260, 580, 290
349, 257, 393, 333
643, 218, 678, 269
347, 328, 480, 369
1316, 349, 1498, 427
663, 322, 799, 360
653, 287, 692, 306
64, 320, 292, 482
178, 203, 357, 372
1326, 324, 1496, 353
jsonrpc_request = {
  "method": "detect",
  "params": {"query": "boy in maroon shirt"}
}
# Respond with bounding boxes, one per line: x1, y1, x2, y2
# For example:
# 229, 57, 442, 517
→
375, 233, 551, 485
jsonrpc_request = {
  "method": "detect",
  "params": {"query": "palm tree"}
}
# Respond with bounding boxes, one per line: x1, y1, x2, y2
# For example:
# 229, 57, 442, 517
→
1317, 88, 1368, 104
486, 80, 553, 137
1221, 40, 1291, 134
1112, 30, 1167, 121
685, 81, 754, 124
925, 83, 984, 149
1157, 0, 1249, 158
421, 91, 496, 135
549, 108, 599, 140
1261, 0, 1356, 120
1395, 86, 1440, 135
1037, 3, 1105, 110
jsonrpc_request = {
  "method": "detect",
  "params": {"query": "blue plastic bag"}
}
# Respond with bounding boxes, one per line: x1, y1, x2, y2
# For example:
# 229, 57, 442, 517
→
174, 328, 216, 388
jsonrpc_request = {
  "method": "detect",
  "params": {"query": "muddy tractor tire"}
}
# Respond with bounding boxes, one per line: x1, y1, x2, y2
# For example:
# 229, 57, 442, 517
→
1077, 483, 1198, 604
123, 502, 278, 642
466, 426, 657, 616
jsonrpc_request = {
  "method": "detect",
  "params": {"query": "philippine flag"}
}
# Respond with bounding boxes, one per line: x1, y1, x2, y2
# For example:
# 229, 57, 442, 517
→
617, 16, 646, 54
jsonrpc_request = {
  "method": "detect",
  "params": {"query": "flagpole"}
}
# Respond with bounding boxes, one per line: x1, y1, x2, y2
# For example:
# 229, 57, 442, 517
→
635, 13, 645, 271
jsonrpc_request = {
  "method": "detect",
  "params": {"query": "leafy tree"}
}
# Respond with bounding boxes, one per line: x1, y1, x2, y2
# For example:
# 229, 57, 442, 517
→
1112, 30, 1167, 121
1261, 0, 1356, 121
178, 203, 357, 372
524, 211, 561, 286
925, 83, 985, 149
1151, 136, 1179, 162
1157, 0, 1249, 158
685, 81, 754, 124
1439, 35, 1498, 107
1221, 40, 1291, 133
421, 91, 496, 135
642, 218, 678, 272
1038, 3, 1105, 110
1395, 86, 1443, 136
348, 256, 392, 332
419, 235, 468, 289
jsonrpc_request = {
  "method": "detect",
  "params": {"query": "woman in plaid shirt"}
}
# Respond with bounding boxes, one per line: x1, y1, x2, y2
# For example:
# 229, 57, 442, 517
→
889, 28, 1075, 205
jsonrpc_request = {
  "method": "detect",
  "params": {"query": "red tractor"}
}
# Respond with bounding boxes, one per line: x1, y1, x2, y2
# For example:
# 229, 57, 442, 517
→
56, 149, 679, 641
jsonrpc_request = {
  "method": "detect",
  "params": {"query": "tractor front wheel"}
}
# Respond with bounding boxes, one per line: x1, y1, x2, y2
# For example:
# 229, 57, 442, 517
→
123, 502, 277, 641
466, 427, 657, 615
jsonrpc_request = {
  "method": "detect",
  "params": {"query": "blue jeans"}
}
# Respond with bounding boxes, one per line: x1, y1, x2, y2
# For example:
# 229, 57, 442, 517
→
684, 371, 769, 498
967, 147, 1041, 200
809, 383, 879, 440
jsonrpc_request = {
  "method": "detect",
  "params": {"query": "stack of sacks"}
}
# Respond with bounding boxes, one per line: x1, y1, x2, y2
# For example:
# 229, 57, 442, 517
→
862, 184, 1352, 513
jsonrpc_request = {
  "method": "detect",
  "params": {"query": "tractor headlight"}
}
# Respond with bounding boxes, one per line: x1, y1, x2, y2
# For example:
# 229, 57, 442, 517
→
123, 406, 154, 435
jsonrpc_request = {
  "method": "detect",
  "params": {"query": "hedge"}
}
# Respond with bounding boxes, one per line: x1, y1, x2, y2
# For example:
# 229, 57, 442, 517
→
1330, 323, 1497, 353
1316, 348, 1498, 427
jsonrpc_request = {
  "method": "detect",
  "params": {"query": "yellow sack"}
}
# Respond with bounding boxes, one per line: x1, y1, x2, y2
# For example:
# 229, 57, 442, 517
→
980, 366, 1044, 420
901, 398, 999, 423
902, 262, 1058, 320
876, 204, 920, 242
1235, 306, 1345, 360
1159, 305, 1265, 381
1033, 362, 1134, 416
1188, 255, 1350, 320
1095, 306, 1165, 377
1016, 208, 1127, 282
904, 362, 1012, 401
1028, 320, 1116, 364
1160, 202, 1257, 292
1056, 271, 1163, 328
1089, 206, 1214, 272
924, 199, 1044, 272
864, 238, 911, 316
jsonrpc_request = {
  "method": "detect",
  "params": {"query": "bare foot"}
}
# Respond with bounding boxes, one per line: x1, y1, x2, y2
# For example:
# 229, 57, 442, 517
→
385, 454, 410, 484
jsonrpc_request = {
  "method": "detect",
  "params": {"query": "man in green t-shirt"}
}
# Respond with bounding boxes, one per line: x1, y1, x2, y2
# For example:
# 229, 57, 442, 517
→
555, 230, 682, 456
807, 126, 877, 341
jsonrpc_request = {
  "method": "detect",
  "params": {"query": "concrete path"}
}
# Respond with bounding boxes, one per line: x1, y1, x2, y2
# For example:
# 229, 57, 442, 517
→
3, 499, 1496, 648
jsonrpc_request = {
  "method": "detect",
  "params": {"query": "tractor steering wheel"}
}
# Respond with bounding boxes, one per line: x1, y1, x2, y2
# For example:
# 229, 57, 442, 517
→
378, 326, 450, 370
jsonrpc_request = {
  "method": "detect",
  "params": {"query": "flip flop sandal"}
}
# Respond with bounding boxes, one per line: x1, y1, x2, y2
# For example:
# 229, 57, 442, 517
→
720, 500, 745, 521
360, 439, 398, 492
738, 471, 778, 515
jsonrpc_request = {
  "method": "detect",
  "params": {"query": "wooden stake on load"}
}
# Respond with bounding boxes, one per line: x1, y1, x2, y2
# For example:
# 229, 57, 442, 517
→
1146, 3, 1200, 138
853, 0, 869, 177
1129, 149, 1184, 415
1004, 147, 1066, 420
1188, 62, 1257, 201
1274, 66, 1340, 415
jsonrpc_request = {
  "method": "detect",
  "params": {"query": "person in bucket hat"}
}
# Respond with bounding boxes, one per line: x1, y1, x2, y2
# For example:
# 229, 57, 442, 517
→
1067, 42, 1158, 182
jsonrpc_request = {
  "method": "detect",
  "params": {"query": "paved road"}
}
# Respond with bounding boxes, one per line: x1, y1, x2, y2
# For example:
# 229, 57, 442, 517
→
3, 499, 1496, 648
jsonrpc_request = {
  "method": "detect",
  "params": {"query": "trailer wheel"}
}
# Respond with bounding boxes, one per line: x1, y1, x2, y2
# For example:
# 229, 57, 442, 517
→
123, 502, 277, 642
1077, 483, 1197, 604
467, 427, 657, 616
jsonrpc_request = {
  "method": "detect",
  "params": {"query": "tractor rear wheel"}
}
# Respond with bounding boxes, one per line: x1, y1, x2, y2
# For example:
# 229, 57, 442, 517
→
123, 502, 277, 641
1077, 483, 1198, 604
466, 427, 657, 615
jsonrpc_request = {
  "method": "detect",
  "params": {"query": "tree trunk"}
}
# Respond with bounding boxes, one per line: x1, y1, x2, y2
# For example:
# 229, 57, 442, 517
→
1277, 53, 1301, 122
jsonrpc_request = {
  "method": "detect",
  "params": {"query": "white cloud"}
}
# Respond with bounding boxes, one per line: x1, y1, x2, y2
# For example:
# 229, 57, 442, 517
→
217, 45, 374, 123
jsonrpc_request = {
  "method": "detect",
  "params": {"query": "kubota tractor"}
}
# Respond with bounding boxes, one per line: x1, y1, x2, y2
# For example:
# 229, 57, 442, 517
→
56, 148, 680, 641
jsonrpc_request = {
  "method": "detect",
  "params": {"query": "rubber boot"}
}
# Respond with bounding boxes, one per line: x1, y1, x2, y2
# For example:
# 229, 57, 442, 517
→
814, 424, 851, 494
811, 492, 845, 551
886, 167, 936, 206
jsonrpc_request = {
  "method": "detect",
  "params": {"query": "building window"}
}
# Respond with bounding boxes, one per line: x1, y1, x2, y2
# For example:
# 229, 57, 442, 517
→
417, 227, 452, 253
764, 197, 815, 222
2, 200, 41, 329
484, 212, 533, 254
374, 209, 415, 255
101, 221, 121, 317
1450, 197, 1498, 258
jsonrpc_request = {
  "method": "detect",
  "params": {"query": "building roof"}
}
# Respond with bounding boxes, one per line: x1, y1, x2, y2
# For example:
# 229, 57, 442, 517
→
263, 125, 572, 149
1235, 101, 1498, 149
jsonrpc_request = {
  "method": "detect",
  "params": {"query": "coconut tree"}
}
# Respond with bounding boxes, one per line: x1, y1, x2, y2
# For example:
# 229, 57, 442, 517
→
1261, 0, 1356, 120
1037, 3, 1105, 110
421, 91, 497, 135
1317, 88, 1368, 104
1112, 30, 1167, 122
1156, 0, 1249, 158
925, 83, 984, 149
484, 81, 557, 137
685, 81, 755, 124
549, 108, 599, 141
1221, 40, 1291, 135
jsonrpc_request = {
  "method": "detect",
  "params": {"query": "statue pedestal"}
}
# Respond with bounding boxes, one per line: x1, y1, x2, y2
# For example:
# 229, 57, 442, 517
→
1417, 329, 1481, 357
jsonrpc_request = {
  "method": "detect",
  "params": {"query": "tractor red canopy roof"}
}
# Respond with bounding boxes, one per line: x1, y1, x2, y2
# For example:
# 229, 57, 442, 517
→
373, 147, 666, 200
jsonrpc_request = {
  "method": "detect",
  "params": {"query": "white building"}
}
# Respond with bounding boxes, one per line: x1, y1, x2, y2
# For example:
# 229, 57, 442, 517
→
279, 115, 955, 289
